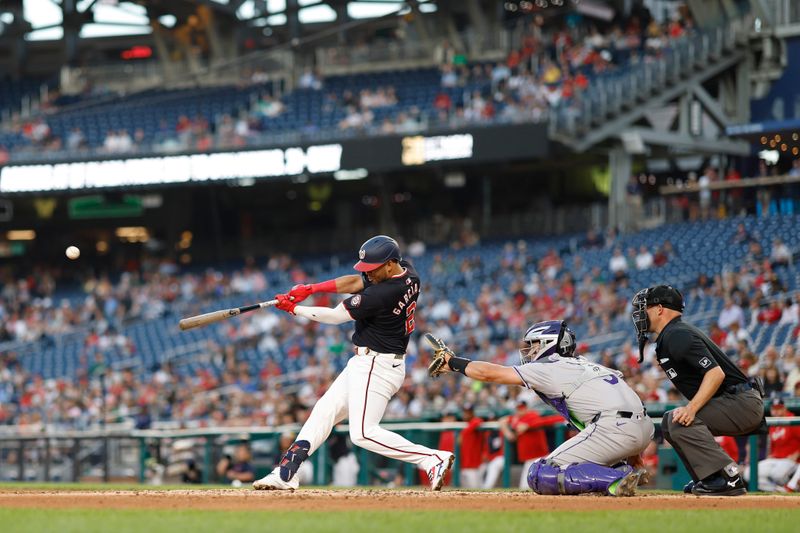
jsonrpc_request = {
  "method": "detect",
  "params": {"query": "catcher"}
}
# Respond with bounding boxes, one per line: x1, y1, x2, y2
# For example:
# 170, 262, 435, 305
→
425, 320, 654, 497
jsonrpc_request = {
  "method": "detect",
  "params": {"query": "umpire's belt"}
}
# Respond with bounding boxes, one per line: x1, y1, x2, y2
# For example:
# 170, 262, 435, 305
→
354, 345, 404, 360
724, 381, 753, 394
591, 411, 645, 424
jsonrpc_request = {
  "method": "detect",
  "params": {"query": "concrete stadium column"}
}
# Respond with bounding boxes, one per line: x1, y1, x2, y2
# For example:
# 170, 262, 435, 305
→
197, 5, 227, 65
61, 0, 83, 66
407, 0, 432, 50
464, 0, 489, 56
149, 20, 176, 83
608, 146, 633, 233
287, 0, 301, 43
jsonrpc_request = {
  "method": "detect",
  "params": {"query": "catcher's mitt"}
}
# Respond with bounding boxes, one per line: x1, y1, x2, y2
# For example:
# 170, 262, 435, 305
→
424, 332, 454, 378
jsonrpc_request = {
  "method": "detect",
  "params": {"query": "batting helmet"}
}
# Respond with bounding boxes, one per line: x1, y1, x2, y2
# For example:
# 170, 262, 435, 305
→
353, 235, 402, 272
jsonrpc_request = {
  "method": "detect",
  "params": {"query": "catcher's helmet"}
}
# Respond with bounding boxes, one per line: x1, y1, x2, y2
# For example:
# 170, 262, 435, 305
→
353, 235, 402, 272
519, 320, 576, 365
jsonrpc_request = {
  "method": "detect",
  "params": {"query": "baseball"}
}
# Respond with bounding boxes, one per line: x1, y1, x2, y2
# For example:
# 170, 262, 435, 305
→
66, 246, 80, 260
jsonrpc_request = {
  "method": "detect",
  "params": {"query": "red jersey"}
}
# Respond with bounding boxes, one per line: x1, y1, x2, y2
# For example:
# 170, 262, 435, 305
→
769, 415, 800, 459
714, 436, 738, 461
460, 418, 486, 469
511, 412, 560, 461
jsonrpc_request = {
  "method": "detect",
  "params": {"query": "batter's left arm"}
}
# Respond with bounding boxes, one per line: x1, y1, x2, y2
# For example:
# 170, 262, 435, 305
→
294, 303, 354, 325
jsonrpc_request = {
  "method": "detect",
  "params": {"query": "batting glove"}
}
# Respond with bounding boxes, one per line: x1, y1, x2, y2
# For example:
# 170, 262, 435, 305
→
287, 284, 313, 303
275, 294, 297, 315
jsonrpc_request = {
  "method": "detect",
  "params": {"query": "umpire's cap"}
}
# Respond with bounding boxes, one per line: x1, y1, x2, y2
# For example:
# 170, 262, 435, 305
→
354, 235, 402, 272
644, 285, 685, 312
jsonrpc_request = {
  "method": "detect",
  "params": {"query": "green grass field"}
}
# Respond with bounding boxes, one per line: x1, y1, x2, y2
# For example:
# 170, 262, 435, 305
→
0, 508, 798, 533
1, 484, 798, 533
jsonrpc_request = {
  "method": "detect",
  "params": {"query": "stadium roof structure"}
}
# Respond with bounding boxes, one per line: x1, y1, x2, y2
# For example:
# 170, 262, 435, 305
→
0, 1, 434, 41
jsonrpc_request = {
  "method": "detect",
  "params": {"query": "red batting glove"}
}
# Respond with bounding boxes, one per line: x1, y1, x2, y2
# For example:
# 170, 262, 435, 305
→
287, 284, 313, 304
275, 294, 297, 315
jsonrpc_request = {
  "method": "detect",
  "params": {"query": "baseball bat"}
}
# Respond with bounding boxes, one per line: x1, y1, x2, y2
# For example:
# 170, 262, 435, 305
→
179, 299, 278, 331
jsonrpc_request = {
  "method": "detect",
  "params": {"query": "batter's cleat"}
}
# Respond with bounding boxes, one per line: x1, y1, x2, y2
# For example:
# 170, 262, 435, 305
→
427, 453, 455, 491
683, 480, 696, 494
253, 468, 299, 491
691, 474, 746, 496
607, 468, 642, 497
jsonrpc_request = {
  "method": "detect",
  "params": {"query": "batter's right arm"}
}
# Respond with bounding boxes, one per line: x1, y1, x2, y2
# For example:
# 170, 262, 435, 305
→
288, 275, 364, 303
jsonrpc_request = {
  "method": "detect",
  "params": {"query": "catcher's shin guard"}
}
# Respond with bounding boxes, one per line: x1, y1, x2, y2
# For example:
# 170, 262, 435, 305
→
278, 440, 311, 482
528, 459, 635, 496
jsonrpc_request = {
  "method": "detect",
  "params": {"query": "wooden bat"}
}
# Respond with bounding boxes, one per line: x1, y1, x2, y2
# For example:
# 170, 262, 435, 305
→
179, 299, 279, 331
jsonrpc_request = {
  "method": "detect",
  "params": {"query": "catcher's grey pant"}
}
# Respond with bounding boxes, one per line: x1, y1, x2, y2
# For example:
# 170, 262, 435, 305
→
547, 413, 654, 467
661, 389, 763, 481
295, 354, 448, 471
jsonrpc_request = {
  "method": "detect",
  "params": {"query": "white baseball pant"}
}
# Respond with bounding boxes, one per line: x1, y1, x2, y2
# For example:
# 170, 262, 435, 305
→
295, 354, 448, 473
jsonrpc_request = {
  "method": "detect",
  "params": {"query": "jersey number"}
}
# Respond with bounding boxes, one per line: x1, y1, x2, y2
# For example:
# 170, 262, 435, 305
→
404, 301, 417, 335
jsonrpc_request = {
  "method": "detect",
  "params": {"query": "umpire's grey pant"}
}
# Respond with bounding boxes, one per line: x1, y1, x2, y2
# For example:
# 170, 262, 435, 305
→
661, 389, 763, 481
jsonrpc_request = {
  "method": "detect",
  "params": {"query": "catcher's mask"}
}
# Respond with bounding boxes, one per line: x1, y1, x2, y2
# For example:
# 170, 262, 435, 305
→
519, 320, 576, 365
631, 285, 685, 362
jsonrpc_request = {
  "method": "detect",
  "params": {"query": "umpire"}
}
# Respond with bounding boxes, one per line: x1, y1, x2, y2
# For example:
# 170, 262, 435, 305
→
631, 285, 764, 496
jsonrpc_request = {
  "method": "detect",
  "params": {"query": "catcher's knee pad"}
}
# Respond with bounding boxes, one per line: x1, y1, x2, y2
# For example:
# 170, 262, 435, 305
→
279, 440, 310, 482
528, 459, 629, 495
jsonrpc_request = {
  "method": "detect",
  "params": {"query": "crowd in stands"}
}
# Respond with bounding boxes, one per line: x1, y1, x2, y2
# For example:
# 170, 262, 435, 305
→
2, 214, 799, 433
0, 8, 697, 159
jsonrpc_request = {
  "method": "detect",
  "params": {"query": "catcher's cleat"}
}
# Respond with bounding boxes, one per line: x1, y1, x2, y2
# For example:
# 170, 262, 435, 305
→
427, 453, 455, 491
253, 468, 299, 491
608, 468, 642, 497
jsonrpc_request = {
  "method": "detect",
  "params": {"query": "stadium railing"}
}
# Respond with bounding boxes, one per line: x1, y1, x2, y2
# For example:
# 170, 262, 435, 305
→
1, 415, 797, 492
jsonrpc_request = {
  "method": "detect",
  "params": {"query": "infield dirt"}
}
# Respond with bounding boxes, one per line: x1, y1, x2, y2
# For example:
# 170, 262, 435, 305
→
0, 489, 797, 512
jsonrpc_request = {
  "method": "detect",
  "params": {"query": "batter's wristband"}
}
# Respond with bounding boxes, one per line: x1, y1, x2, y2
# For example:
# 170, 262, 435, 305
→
448, 357, 471, 375
311, 279, 337, 293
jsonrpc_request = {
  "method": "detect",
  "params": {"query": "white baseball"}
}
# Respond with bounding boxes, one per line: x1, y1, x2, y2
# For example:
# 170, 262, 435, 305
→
66, 246, 80, 260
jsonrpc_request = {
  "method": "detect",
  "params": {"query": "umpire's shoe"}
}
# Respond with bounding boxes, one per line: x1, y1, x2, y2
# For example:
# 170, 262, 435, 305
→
683, 480, 695, 493
691, 473, 746, 496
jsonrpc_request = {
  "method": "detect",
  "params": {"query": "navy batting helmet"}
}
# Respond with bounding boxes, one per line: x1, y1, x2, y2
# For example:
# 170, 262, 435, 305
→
354, 235, 402, 272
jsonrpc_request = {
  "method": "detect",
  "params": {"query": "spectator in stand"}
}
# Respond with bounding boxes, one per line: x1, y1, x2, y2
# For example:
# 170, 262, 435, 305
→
708, 324, 727, 348
762, 366, 785, 396
635, 245, 654, 270
770, 238, 792, 267
719, 297, 745, 330
609, 247, 628, 280
499, 399, 560, 489
732, 223, 755, 245
779, 297, 799, 326
785, 352, 800, 394
743, 398, 800, 491
722, 320, 752, 354
758, 300, 784, 325
66, 128, 87, 152
458, 404, 487, 488
216, 443, 255, 485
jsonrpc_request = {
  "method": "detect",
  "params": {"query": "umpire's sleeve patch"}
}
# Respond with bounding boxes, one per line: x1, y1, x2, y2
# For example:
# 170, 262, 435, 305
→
699, 357, 711, 368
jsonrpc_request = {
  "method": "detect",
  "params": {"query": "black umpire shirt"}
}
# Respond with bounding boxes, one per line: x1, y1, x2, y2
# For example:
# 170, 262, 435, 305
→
343, 259, 420, 354
654, 316, 748, 400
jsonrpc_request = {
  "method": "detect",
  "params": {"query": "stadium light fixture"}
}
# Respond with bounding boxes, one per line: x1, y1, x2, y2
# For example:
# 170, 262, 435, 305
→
6, 230, 36, 241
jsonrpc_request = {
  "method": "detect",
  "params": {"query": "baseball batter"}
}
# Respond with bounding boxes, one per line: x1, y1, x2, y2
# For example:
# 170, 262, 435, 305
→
253, 235, 454, 491
426, 320, 654, 496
